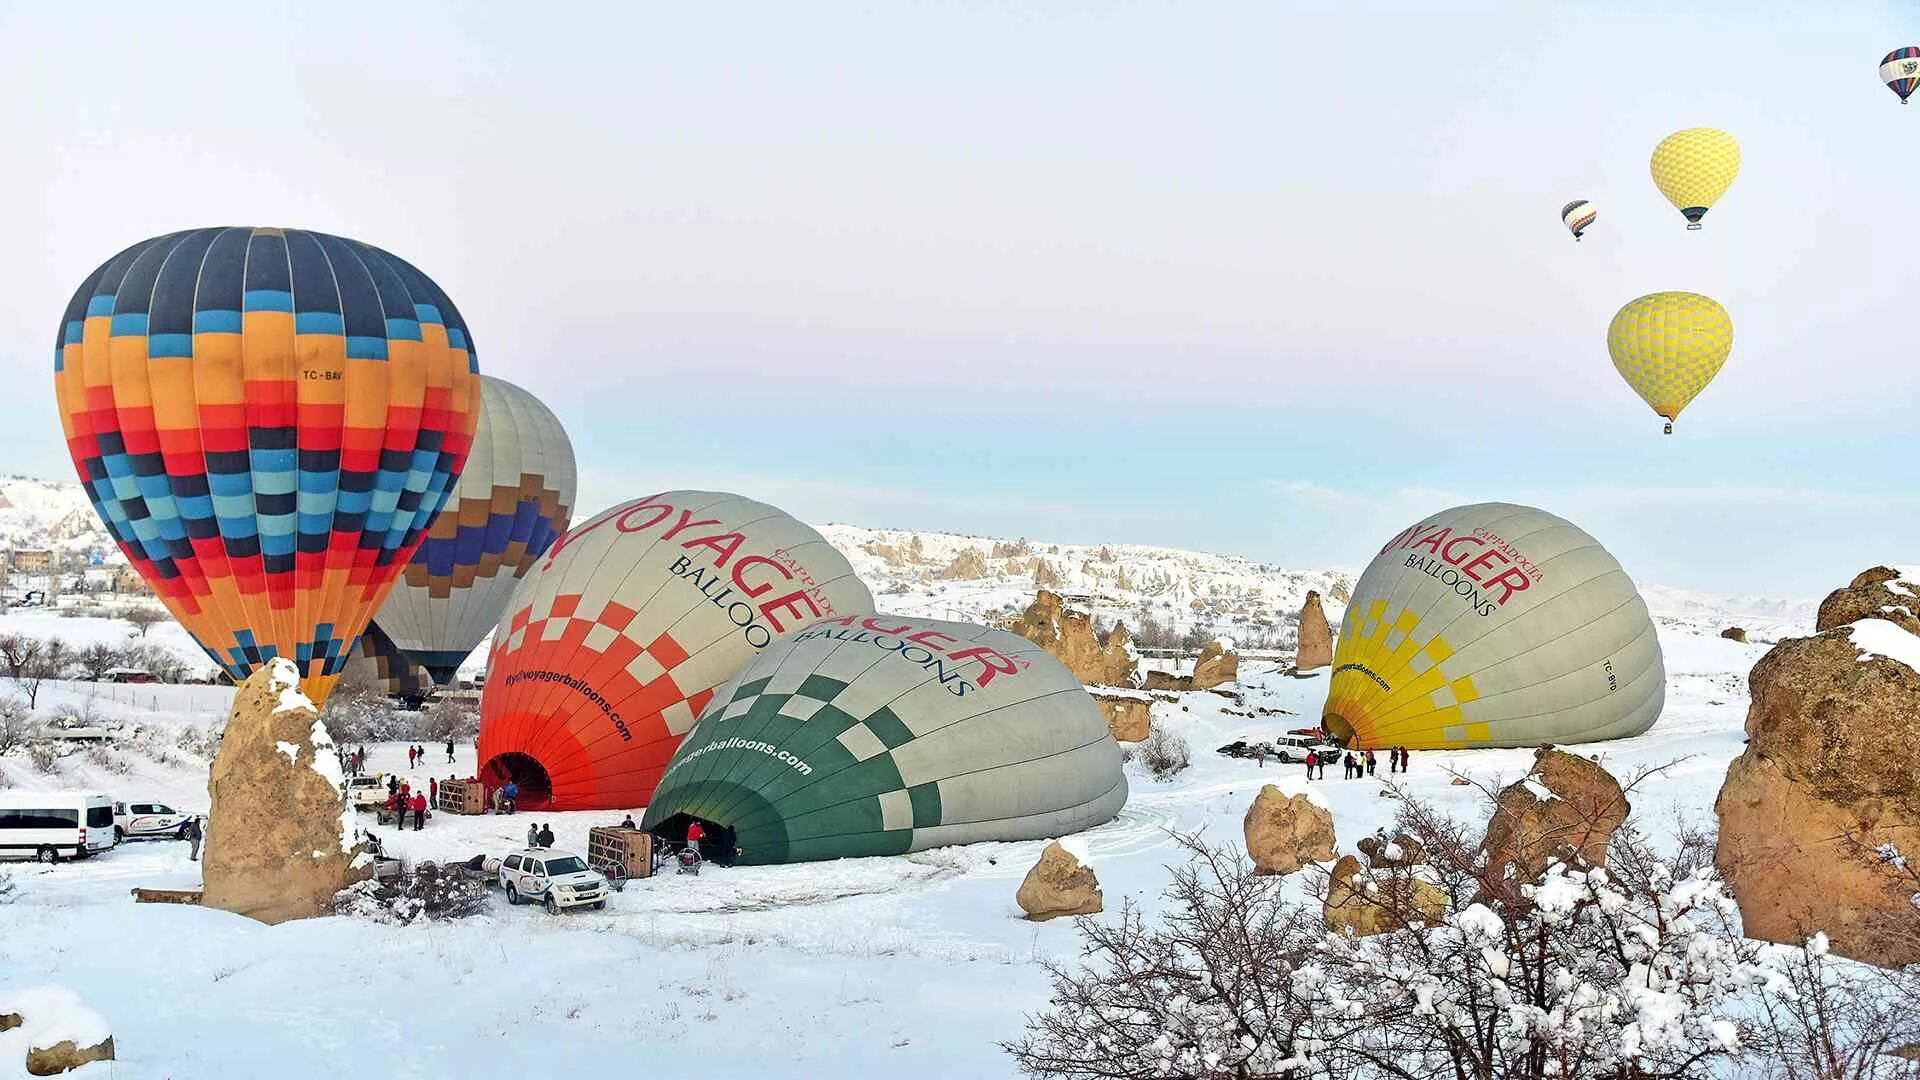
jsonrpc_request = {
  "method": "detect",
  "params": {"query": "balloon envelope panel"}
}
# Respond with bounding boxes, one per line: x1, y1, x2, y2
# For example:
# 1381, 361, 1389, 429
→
341, 620, 432, 702
1321, 503, 1663, 751
51, 227, 481, 704
1607, 291, 1732, 426
1649, 128, 1740, 225
642, 615, 1127, 865
477, 491, 874, 811
376, 375, 576, 683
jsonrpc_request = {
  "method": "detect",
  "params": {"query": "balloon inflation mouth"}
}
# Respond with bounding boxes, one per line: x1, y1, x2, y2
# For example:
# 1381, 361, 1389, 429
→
482, 752, 553, 811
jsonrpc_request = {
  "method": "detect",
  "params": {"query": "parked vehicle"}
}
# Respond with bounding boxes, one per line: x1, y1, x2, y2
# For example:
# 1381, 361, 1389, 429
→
344, 774, 390, 810
0, 791, 117, 862
1268, 735, 1344, 764
497, 849, 609, 914
112, 801, 193, 840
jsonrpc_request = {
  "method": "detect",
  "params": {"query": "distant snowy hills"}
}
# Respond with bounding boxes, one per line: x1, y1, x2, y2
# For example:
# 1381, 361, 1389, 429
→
1, 474, 1818, 646
0, 474, 119, 559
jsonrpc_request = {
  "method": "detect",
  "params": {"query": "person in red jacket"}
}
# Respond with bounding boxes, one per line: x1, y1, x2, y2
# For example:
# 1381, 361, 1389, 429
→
429, 777, 438, 807
410, 791, 428, 831
685, 819, 706, 855
1304, 750, 1318, 781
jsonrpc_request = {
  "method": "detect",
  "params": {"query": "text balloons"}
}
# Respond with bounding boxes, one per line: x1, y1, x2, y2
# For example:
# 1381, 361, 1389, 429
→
375, 375, 575, 683
642, 615, 1127, 865
52, 228, 480, 703
477, 491, 874, 810
1321, 502, 1664, 751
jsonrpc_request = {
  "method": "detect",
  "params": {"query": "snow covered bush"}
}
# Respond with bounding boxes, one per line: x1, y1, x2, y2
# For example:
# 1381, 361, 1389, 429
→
1010, 786, 1779, 1079
1136, 724, 1191, 781
0, 696, 37, 755
417, 696, 478, 743
332, 861, 489, 925
81, 742, 129, 775
1744, 931, 1920, 1080
25, 741, 63, 775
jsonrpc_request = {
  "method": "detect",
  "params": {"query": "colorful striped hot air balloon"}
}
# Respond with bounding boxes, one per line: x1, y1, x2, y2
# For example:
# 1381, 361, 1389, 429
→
1322, 503, 1664, 751
340, 620, 432, 704
644, 615, 1127, 865
1561, 200, 1596, 241
1649, 128, 1741, 229
373, 375, 576, 684
52, 228, 482, 704
477, 491, 875, 811
1882, 47, 1920, 105
1606, 291, 1733, 434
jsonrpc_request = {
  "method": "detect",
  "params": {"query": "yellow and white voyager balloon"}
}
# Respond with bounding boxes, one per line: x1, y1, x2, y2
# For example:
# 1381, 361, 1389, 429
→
1607, 291, 1732, 435
1649, 127, 1740, 229
1321, 503, 1663, 751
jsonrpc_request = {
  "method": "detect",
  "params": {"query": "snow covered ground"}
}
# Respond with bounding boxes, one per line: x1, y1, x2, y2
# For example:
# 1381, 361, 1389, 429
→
0, 622, 1778, 1078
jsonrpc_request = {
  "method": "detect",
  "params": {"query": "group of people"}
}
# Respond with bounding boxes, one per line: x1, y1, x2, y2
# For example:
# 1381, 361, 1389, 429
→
384, 774, 432, 830
404, 741, 455, 769
525, 822, 556, 848
343, 745, 370, 776
490, 781, 520, 814
1299, 745, 1411, 781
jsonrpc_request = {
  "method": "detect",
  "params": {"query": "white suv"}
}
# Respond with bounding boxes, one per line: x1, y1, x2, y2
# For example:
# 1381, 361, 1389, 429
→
498, 849, 609, 914
1267, 736, 1345, 764
113, 801, 192, 840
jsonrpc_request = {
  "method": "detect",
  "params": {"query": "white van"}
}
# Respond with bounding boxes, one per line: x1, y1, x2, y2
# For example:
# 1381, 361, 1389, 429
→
0, 791, 117, 862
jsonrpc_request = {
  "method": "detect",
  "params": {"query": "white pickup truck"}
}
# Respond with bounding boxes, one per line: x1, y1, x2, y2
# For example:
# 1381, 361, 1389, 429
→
497, 849, 609, 915
343, 775, 390, 810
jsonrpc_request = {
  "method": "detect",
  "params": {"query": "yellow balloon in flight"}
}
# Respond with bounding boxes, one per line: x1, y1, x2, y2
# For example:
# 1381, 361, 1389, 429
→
1649, 128, 1740, 230
1607, 291, 1732, 434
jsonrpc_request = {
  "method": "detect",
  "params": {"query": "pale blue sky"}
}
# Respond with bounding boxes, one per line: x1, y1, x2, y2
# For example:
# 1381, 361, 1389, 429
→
3, 2, 1916, 594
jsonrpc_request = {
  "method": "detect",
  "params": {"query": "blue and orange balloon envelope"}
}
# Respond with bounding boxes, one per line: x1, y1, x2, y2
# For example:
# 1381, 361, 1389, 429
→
52, 227, 482, 704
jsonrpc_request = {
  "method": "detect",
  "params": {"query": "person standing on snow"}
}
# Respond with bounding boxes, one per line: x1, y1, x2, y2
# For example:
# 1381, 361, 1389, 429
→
1365, 748, 1377, 777
446, 738, 455, 764
183, 814, 202, 861
536, 824, 555, 849
1304, 750, 1318, 781
410, 791, 427, 831
686, 819, 706, 857
527, 821, 539, 848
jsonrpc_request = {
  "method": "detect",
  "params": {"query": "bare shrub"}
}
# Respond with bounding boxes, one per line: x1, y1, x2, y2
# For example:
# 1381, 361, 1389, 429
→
0, 696, 38, 754
1136, 724, 1190, 781
122, 606, 167, 637
27, 742, 63, 774
417, 696, 478, 743
83, 741, 130, 775
1009, 777, 1774, 1080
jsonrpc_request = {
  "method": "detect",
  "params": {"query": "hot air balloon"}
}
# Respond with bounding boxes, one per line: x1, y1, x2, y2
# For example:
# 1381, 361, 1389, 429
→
340, 620, 432, 704
52, 228, 481, 704
1321, 503, 1663, 752
1649, 128, 1740, 229
373, 375, 575, 684
1561, 200, 1596, 241
1606, 291, 1732, 434
1883, 47, 1920, 104
477, 491, 875, 811
642, 615, 1127, 865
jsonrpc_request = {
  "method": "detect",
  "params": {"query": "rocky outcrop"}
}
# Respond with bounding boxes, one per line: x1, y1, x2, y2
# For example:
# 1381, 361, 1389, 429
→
1814, 565, 1920, 635
203, 659, 371, 925
1244, 785, 1336, 876
1357, 832, 1425, 869
1142, 669, 1194, 691
1008, 590, 1137, 687
1481, 747, 1628, 881
1720, 627, 1748, 643
1090, 689, 1151, 742
938, 547, 991, 580
1715, 580, 1920, 968
0, 986, 115, 1077
1324, 855, 1448, 937
1017, 840, 1103, 920
1296, 591, 1333, 671
1191, 640, 1239, 691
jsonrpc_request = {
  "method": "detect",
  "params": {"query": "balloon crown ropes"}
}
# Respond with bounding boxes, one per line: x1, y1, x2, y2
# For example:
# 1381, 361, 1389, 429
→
52, 227, 482, 704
